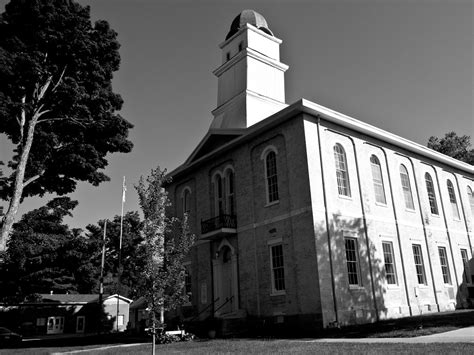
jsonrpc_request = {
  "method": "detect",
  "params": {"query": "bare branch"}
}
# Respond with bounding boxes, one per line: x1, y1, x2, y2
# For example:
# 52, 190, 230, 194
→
51, 66, 67, 93
23, 169, 45, 188
38, 76, 53, 101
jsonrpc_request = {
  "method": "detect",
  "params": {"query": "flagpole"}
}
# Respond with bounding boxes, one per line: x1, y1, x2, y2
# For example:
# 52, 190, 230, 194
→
116, 176, 126, 332
98, 219, 107, 334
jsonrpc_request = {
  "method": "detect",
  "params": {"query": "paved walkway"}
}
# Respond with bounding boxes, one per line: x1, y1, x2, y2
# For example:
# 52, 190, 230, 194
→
294, 326, 474, 343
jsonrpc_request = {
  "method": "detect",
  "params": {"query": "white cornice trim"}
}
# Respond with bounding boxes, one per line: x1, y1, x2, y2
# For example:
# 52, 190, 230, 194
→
219, 23, 282, 49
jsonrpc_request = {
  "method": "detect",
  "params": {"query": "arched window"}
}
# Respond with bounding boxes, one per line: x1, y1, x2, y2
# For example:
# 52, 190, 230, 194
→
424, 173, 438, 215
468, 186, 474, 218
265, 151, 279, 203
226, 170, 235, 216
370, 155, 386, 204
182, 188, 191, 216
399, 165, 414, 210
334, 144, 351, 197
447, 180, 460, 219
215, 174, 224, 216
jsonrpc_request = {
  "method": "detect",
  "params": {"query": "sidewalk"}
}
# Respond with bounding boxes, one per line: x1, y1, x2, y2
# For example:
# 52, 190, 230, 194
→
299, 326, 474, 343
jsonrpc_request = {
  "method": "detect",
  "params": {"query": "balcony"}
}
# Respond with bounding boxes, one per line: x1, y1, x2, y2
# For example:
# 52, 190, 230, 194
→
201, 214, 237, 240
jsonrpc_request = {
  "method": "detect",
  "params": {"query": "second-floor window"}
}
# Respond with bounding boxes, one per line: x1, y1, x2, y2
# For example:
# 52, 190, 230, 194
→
370, 155, 386, 204
215, 174, 224, 216
182, 188, 191, 216
447, 180, 460, 220
399, 164, 415, 210
226, 170, 235, 215
425, 173, 439, 215
265, 151, 279, 203
334, 144, 351, 197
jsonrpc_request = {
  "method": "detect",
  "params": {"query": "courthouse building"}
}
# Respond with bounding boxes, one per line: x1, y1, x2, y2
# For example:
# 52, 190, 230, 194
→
166, 10, 474, 329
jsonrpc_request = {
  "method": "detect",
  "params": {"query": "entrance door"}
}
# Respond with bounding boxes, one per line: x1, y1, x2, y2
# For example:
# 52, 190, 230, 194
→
220, 246, 233, 314
47, 316, 65, 334
76, 316, 85, 333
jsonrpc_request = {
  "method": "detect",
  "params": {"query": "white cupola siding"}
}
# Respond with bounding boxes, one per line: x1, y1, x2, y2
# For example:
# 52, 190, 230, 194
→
211, 10, 288, 130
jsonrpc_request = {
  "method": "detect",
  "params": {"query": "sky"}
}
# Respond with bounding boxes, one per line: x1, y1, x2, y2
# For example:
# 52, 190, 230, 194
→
0, 0, 473, 230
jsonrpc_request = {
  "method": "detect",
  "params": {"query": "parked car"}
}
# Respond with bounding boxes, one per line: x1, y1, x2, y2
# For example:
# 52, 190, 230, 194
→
0, 327, 22, 346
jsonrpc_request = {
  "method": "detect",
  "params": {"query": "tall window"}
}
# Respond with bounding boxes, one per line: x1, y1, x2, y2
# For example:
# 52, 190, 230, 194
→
382, 242, 397, 285
182, 188, 191, 216
447, 180, 460, 219
270, 244, 285, 292
334, 144, 351, 197
226, 170, 235, 215
438, 247, 452, 285
461, 249, 472, 284
344, 238, 360, 286
399, 165, 415, 210
467, 186, 474, 218
184, 265, 192, 302
265, 151, 279, 203
412, 244, 427, 285
215, 175, 224, 216
425, 173, 438, 215
370, 155, 386, 204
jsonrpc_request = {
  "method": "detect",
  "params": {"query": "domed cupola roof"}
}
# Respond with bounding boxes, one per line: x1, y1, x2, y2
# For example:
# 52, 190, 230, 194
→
225, 9, 274, 40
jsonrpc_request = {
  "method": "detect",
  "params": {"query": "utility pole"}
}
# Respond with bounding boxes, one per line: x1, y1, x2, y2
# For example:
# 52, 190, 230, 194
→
98, 219, 107, 334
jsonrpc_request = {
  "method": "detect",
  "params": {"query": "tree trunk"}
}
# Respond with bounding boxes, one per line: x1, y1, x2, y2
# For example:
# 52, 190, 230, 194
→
0, 117, 38, 252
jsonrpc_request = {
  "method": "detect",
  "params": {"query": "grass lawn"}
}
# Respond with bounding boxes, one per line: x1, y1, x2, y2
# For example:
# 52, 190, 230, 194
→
2, 340, 474, 355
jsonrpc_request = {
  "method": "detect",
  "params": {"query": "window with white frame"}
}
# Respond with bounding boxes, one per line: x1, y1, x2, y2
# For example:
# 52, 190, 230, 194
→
399, 165, 415, 210
467, 186, 474, 218
382, 241, 397, 285
334, 144, 351, 197
370, 155, 386, 204
460, 249, 472, 284
265, 150, 279, 203
438, 247, 452, 285
182, 188, 191, 216
215, 174, 224, 216
412, 244, 427, 285
270, 244, 285, 292
425, 173, 439, 215
344, 238, 360, 286
226, 170, 235, 215
446, 180, 460, 219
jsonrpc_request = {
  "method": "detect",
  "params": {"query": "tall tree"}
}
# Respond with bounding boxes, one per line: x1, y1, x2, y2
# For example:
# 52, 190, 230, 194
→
135, 167, 195, 351
0, 197, 96, 301
0, 0, 133, 250
85, 211, 147, 300
427, 132, 474, 165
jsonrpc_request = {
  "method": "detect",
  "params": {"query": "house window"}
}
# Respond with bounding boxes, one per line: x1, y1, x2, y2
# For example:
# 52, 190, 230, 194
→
184, 265, 192, 303
270, 244, 285, 292
382, 241, 397, 285
438, 247, 452, 285
226, 170, 235, 215
265, 151, 279, 203
461, 249, 472, 284
425, 173, 439, 215
412, 244, 427, 285
370, 155, 386, 204
117, 314, 124, 326
182, 188, 191, 216
76, 316, 85, 333
399, 165, 415, 210
447, 180, 460, 219
334, 144, 351, 197
467, 186, 474, 218
215, 174, 224, 216
344, 238, 360, 286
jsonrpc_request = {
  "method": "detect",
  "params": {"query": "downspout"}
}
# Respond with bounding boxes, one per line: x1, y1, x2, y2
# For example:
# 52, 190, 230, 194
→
316, 116, 339, 324
366, 143, 412, 315
434, 170, 460, 289
348, 137, 379, 321
453, 174, 473, 253
406, 157, 440, 311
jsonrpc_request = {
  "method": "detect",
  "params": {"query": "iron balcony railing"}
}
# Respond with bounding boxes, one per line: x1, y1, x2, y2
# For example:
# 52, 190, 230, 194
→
201, 214, 237, 235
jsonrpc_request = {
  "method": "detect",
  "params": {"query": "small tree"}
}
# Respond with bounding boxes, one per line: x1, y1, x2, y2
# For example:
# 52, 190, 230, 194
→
135, 167, 195, 351
0, 0, 133, 251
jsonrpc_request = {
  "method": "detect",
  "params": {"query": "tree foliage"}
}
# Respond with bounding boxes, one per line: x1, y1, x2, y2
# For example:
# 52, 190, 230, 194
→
135, 167, 195, 331
85, 211, 147, 300
0, 0, 133, 250
0, 197, 96, 301
427, 132, 474, 165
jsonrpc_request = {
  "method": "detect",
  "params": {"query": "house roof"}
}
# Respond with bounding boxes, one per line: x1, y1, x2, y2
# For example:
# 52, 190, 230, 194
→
169, 98, 473, 181
37, 293, 133, 304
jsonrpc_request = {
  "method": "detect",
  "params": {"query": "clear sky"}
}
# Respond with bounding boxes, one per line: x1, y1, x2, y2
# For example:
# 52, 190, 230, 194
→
0, 0, 473, 230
